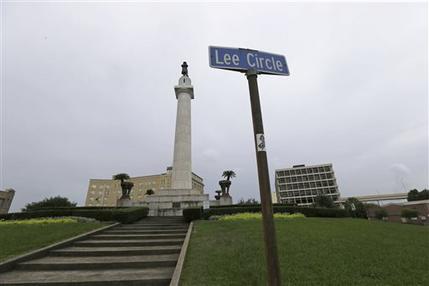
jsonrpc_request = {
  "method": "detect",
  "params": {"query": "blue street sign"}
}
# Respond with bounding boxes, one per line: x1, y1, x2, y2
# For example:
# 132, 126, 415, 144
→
209, 46, 289, 76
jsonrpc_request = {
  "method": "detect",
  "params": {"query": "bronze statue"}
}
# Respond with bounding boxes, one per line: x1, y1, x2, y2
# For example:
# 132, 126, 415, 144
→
181, 61, 188, 76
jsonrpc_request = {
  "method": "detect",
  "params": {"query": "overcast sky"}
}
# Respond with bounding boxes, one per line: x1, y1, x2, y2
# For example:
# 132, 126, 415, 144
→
1, 2, 427, 211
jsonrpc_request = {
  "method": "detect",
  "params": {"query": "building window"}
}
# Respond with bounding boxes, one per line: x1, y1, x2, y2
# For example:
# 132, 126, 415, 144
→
172, 202, 181, 208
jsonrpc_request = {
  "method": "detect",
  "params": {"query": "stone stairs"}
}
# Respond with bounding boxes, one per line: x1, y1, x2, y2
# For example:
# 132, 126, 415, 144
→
0, 217, 188, 286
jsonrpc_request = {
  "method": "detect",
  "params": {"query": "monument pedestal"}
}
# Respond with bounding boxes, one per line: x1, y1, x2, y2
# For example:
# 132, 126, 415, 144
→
210, 195, 233, 207
117, 198, 133, 207
142, 189, 209, 216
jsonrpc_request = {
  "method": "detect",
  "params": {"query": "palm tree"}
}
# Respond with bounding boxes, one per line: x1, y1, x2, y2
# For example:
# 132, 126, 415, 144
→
222, 170, 236, 195
112, 173, 130, 184
222, 170, 236, 181
113, 173, 131, 199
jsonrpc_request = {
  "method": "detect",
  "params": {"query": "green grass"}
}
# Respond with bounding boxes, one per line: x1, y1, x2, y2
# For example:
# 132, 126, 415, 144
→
180, 218, 429, 286
0, 218, 105, 261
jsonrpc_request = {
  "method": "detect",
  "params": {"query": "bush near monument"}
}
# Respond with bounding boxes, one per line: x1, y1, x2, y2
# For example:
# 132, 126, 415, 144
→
22, 196, 77, 212
203, 205, 348, 218
0, 207, 149, 224
183, 207, 203, 222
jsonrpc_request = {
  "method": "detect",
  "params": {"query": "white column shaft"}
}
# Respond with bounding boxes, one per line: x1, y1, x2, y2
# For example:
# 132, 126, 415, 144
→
171, 92, 192, 189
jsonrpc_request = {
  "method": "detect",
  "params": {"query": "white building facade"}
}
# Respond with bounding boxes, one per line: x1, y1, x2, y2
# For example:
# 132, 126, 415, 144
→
275, 163, 341, 206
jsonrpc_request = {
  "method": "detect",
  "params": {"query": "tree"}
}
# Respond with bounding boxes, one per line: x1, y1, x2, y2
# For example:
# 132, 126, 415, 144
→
375, 208, 388, 220
112, 173, 130, 183
222, 170, 236, 194
22, 196, 76, 212
313, 194, 335, 208
407, 189, 429, 201
407, 189, 419, 201
113, 173, 132, 199
344, 197, 367, 218
222, 170, 236, 181
401, 208, 419, 219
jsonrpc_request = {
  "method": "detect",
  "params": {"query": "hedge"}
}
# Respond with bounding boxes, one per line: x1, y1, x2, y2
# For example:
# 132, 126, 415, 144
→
0, 207, 149, 224
183, 207, 203, 222
203, 205, 348, 219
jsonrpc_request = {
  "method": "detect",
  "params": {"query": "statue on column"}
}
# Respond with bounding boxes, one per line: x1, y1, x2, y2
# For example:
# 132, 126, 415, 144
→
181, 61, 188, 76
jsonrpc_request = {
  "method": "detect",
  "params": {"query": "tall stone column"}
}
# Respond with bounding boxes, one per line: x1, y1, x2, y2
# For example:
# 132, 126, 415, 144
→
171, 62, 194, 190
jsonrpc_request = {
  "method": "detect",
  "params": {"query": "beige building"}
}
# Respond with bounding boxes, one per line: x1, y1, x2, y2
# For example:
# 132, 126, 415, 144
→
0, 189, 15, 214
275, 163, 341, 207
85, 167, 204, 207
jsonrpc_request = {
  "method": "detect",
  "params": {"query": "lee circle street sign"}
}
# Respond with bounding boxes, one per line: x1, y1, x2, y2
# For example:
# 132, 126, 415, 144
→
209, 46, 289, 76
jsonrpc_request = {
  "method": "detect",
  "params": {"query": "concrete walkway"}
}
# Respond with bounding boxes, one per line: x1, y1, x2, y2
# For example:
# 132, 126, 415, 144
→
0, 217, 188, 286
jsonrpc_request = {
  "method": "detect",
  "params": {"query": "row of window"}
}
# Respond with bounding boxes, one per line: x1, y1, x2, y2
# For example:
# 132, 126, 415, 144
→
276, 166, 331, 177
278, 180, 336, 190
279, 188, 338, 197
277, 173, 334, 183
282, 195, 339, 205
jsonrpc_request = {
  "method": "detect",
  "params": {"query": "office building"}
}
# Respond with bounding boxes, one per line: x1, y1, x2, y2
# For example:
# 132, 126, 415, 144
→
275, 163, 340, 206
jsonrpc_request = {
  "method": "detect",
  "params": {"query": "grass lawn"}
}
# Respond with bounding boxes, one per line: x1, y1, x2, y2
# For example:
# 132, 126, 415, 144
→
0, 219, 106, 261
180, 218, 429, 286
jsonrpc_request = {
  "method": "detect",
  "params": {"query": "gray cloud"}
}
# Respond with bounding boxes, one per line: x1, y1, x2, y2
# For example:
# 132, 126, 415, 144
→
2, 2, 427, 211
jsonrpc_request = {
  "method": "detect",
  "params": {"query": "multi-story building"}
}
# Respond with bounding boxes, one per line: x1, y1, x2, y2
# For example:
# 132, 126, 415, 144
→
0, 189, 15, 214
85, 167, 204, 207
275, 163, 340, 206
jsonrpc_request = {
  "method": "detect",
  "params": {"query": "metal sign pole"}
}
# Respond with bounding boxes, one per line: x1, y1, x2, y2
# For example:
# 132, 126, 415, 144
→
246, 68, 281, 286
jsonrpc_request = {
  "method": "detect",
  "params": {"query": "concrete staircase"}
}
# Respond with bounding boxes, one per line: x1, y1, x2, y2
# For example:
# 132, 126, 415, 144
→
0, 217, 188, 286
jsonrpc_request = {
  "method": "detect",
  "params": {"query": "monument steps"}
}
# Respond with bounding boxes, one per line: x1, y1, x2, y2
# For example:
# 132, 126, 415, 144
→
91, 233, 186, 240
49, 245, 182, 257
103, 229, 187, 234
74, 238, 184, 247
16, 254, 179, 271
116, 224, 188, 229
0, 217, 189, 286
0, 267, 174, 286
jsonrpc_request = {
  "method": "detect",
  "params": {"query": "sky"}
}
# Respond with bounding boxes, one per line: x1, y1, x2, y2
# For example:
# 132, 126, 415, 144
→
1, 1, 428, 212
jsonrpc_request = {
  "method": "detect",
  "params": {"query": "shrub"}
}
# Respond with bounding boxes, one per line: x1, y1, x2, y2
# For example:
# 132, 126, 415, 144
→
407, 189, 429, 201
313, 194, 335, 208
401, 209, 419, 219
219, 212, 305, 221
375, 209, 388, 220
343, 198, 368, 218
22, 196, 77, 212
0, 218, 78, 225
183, 207, 203, 222
203, 205, 348, 219
0, 207, 149, 224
